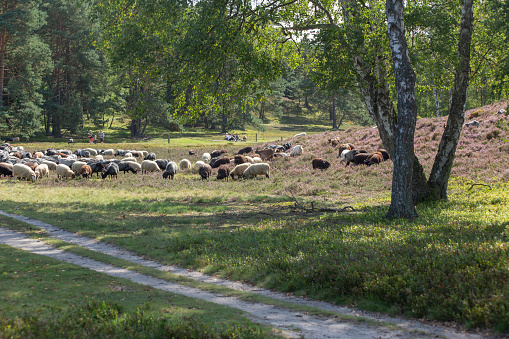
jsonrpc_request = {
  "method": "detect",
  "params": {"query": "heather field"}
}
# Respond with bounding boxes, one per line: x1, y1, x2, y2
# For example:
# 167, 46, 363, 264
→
1, 101, 509, 333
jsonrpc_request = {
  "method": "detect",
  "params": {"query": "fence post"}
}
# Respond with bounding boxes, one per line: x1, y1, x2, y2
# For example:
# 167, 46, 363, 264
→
168, 135, 170, 144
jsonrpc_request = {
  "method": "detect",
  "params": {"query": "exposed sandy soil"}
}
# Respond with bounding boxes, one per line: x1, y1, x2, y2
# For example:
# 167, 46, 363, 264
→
0, 210, 498, 339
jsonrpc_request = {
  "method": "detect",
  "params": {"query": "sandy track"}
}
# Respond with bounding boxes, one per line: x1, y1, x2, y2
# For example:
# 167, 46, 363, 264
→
0, 210, 494, 339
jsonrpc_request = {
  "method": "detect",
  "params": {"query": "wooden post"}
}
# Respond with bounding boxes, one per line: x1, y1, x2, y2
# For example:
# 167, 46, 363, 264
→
168, 135, 170, 144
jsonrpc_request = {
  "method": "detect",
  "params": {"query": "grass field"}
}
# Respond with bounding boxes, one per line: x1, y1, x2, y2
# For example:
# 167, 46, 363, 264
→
1, 104, 509, 334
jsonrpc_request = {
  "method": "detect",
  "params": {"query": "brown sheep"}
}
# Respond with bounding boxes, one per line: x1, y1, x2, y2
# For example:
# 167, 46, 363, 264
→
210, 149, 227, 158
199, 164, 212, 180
351, 153, 371, 165
216, 164, 230, 181
80, 164, 92, 179
11, 152, 22, 159
0, 163, 13, 177
237, 146, 253, 155
55, 152, 68, 158
212, 157, 231, 168
377, 149, 390, 161
234, 154, 247, 165
255, 148, 275, 161
365, 152, 384, 166
312, 158, 331, 170
22, 162, 38, 171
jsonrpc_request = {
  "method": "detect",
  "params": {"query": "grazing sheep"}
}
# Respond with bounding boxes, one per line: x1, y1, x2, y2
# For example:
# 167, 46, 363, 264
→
377, 149, 390, 161
117, 161, 132, 174
144, 152, 156, 160
202, 153, 211, 163
465, 120, 480, 127
252, 156, 262, 163
115, 149, 126, 156
84, 148, 98, 156
88, 161, 106, 177
72, 161, 87, 174
122, 157, 137, 163
340, 150, 361, 166
179, 159, 192, 171
162, 161, 178, 180
351, 153, 371, 166
216, 164, 230, 181
80, 164, 92, 179
124, 152, 133, 158
95, 155, 104, 161
243, 163, 270, 179
128, 162, 141, 174
312, 158, 331, 170
141, 160, 161, 174
56, 164, 75, 179
230, 163, 251, 180
210, 149, 227, 158
34, 164, 49, 178
194, 160, 206, 171
131, 151, 143, 157
102, 162, 119, 179
337, 144, 355, 157
245, 156, 254, 164
290, 145, 303, 157
102, 149, 115, 156
11, 152, 22, 159
155, 159, 170, 171
234, 154, 247, 165
198, 164, 212, 180
365, 152, 384, 166
294, 132, 306, 138
189, 150, 196, 155
42, 160, 57, 171
255, 148, 275, 161
34, 151, 44, 159
0, 163, 13, 177
67, 138, 74, 144
212, 157, 230, 168
22, 162, 38, 171
237, 146, 253, 155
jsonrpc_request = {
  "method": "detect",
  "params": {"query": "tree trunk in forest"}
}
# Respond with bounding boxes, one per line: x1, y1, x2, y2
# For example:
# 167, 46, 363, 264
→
0, 29, 5, 114
221, 104, 227, 134
259, 101, 265, 120
433, 86, 441, 117
331, 95, 337, 129
386, 0, 418, 219
427, 0, 474, 200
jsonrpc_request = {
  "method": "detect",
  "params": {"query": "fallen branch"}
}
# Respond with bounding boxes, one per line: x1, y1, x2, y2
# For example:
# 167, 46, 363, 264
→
468, 183, 492, 191
285, 189, 356, 213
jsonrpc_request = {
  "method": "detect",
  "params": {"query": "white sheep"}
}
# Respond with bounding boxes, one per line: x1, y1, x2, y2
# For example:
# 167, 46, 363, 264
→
194, 160, 206, 171
202, 153, 211, 163
294, 132, 306, 138
290, 145, 303, 157
140, 151, 148, 158
42, 160, 57, 171
141, 160, 161, 174
122, 157, 137, 163
102, 149, 114, 156
95, 155, 104, 161
13, 163, 37, 181
72, 161, 87, 174
244, 156, 254, 164
84, 148, 98, 156
34, 152, 44, 159
230, 163, 251, 180
35, 164, 49, 178
56, 164, 75, 179
243, 163, 270, 179
179, 159, 192, 171
128, 162, 142, 173
252, 157, 263, 163
125, 152, 133, 158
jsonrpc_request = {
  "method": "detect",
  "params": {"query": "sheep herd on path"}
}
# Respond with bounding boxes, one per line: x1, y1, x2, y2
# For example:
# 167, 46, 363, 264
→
0, 133, 391, 183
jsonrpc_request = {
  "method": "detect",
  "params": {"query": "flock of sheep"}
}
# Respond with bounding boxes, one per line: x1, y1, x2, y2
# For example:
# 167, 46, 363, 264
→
0, 132, 390, 183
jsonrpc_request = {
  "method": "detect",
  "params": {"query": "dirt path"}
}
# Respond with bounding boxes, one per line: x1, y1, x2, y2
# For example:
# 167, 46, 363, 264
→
0, 210, 494, 339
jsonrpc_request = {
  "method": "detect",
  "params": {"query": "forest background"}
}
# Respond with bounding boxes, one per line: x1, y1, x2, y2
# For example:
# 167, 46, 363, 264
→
1, 0, 508, 141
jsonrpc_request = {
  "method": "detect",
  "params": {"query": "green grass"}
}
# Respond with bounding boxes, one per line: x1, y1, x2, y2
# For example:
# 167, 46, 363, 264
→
0, 241, 277, 338
1, 168, 509, 332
